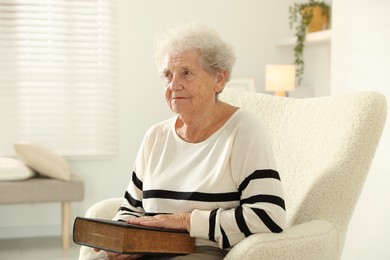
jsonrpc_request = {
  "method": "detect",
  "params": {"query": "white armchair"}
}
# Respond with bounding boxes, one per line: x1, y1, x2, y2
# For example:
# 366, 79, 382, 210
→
79, 89, 386, 260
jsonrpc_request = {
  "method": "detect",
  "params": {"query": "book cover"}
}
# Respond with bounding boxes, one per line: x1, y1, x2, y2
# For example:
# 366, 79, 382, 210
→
73, 217, 196, 255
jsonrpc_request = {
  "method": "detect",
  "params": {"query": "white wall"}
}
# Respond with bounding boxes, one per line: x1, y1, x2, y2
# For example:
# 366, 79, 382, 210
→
331, 1, 390, 259
0, 0, 293, 239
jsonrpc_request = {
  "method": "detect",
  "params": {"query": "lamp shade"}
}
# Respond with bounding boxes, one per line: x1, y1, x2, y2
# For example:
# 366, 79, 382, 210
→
265, 65, 296, 96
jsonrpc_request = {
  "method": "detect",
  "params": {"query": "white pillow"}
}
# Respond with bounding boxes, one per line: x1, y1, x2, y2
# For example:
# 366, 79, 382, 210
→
14, 142, 71, 181
0, 157, 36, 181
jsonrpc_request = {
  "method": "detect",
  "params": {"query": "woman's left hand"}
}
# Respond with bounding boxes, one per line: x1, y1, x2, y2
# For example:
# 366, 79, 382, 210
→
104, 251, 142, 260
127, 213, 191, 232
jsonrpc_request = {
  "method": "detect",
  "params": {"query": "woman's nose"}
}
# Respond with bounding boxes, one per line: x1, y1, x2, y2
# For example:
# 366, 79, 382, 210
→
169, 75, 183, 91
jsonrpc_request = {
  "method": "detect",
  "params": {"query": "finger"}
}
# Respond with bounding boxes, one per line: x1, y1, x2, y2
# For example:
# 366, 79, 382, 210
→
105, 251, 121, 258
127, 216, 155, 224
107, 253, 142, 260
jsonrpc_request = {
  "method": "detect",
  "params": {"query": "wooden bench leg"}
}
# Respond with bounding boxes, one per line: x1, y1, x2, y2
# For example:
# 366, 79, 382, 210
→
62, 201, 71, 249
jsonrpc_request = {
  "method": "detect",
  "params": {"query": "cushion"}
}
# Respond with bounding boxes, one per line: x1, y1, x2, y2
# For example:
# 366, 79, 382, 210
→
14, 142, 71, 181
0, 157, 36, 181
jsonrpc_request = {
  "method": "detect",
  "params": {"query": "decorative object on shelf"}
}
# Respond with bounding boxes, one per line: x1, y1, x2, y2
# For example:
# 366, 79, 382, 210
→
265, 64, 295, 97
289, 0, 330, 85
225, 77, 256, 92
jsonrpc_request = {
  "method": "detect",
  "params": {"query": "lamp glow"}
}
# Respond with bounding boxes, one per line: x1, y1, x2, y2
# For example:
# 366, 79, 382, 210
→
265, 65, 296, 96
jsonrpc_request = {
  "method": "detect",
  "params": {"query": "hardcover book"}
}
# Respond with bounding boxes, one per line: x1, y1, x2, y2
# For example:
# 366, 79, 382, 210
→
73, 217, 196, 255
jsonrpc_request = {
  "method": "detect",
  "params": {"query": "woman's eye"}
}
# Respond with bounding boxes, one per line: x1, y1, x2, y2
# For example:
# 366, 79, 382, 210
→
164, 72, 173, 81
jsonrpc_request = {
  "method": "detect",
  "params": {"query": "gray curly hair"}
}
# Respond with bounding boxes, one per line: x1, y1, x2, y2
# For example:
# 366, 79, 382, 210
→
154, 22, 236, 83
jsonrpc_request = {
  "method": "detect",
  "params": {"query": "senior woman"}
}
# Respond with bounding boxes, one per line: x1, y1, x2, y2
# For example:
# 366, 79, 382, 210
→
101, 23, 286, 260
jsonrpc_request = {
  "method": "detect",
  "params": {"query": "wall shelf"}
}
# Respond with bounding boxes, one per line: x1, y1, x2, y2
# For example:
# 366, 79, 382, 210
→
276, 29, 331, 47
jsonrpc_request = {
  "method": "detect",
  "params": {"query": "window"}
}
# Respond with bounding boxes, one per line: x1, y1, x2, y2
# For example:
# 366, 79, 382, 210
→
0, 0, 117, 157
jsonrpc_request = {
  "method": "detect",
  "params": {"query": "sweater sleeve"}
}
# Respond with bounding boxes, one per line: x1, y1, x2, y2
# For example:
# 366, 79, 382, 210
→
190, 113, 286, 248
112, 135, 149, 221
112, 171, 145, 221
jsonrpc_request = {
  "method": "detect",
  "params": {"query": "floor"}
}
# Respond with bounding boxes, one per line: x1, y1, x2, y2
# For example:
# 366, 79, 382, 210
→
0, 236, 81, 260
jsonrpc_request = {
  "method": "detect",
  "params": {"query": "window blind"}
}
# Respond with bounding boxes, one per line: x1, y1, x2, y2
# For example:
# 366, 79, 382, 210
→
0, 0, 117, 157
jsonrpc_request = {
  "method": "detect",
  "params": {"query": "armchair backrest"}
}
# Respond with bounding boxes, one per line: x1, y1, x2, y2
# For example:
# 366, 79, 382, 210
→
220, 89, 386, 252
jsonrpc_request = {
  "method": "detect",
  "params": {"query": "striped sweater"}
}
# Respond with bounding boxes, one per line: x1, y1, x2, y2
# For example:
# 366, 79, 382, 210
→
114, 109, 286, 249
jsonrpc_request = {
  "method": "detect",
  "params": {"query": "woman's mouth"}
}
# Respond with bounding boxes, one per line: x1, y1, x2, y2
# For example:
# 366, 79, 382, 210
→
172, 96, 187, 100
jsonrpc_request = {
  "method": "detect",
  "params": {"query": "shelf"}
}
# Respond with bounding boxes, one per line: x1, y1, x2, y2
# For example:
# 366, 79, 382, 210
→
276, 29, 331, 47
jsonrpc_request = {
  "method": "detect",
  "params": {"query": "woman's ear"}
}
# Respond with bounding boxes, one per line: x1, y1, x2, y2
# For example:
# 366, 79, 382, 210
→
215, 70, 228, 93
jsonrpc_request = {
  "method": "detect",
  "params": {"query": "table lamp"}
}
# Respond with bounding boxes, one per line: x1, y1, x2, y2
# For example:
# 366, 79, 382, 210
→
265, 64, 296, 96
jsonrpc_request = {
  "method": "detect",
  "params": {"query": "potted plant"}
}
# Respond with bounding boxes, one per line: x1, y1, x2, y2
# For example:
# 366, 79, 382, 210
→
289, 0, 330, 85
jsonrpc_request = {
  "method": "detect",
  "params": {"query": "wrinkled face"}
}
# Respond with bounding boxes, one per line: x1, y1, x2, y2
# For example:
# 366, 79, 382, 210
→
162, 50, 225, 116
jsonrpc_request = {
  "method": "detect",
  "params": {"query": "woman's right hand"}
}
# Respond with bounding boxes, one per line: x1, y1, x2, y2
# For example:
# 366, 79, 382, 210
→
93, 248, 143, 260
104, 251, 143, 260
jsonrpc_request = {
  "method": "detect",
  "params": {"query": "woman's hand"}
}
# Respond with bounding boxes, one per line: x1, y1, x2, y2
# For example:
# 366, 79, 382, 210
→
93, 248, 142, 260
104, 251, 143, 260
127, 213, 191, 232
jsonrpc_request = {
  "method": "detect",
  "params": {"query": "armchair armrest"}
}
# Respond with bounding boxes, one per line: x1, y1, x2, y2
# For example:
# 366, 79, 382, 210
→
79, 200, 338, 260
84, 197, 124, 219
79, 198, 124, 260
225, 220, 338, 260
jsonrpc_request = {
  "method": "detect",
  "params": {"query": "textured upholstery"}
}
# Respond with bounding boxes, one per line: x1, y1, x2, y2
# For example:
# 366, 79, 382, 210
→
78, 198, 125, 260
79, 89, 386, 260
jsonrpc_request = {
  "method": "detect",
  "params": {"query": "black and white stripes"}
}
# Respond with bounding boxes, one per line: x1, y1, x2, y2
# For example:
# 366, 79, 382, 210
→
113, 110, 286, 249
117, 169, 285, 249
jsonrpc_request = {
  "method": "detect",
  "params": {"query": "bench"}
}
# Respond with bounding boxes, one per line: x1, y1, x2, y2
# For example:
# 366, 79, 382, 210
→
0, 175, 84, 249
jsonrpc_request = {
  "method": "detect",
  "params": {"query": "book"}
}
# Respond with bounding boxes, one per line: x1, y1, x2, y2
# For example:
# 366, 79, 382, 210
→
73, 217, 196, 255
